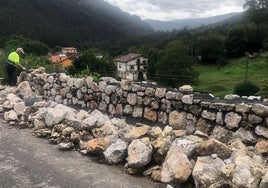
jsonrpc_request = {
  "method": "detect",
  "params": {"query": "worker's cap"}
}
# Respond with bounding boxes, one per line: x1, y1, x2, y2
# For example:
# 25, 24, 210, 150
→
16, 47, 25, 54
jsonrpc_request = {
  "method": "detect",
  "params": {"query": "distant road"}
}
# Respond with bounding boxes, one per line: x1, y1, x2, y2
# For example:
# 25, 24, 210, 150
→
0, 123, 164, 188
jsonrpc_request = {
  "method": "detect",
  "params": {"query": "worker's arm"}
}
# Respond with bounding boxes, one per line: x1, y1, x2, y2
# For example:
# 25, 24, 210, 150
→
16, 62, 26, 71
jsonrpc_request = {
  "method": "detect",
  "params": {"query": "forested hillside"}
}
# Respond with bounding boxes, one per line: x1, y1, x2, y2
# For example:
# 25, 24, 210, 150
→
141, 0, 268, 96
0, 0, 153, 46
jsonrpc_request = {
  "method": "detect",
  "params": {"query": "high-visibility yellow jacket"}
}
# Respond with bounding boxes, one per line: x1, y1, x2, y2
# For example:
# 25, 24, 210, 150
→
8, 51, 20, 64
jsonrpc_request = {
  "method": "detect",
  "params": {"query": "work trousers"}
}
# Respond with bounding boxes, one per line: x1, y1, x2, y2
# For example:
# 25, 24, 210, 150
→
6, 63, 17, 86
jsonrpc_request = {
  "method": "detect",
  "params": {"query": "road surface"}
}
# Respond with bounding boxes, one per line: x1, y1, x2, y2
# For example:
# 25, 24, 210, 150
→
0, 123, 165, 188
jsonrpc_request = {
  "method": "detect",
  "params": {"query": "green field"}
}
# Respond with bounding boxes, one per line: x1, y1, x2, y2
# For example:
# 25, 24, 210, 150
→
193, 53, 268, 98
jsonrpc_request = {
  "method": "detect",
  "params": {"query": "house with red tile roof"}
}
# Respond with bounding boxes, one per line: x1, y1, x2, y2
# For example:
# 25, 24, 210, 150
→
114, 53, 148, 81
49, 47, 79, 68
50, 53, 67, 63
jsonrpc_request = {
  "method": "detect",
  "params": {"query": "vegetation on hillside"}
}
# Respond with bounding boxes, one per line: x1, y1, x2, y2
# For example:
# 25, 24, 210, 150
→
193, 54, 268, 97
0, 0, 153, 47
0, 36, 56, 82
0, 0, 267, 98
147, 40, 198, 87
68, 49, 115, 78
144, 0, 268, 97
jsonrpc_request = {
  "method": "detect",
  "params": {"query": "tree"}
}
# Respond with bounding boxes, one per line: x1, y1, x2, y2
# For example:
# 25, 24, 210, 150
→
243, 0, 268, 52
196, 33, 226, 64
243, 0, 268, 24
226, 24, 247, 58
69, 50, 115, 78
23, 41, 49, 55
245, 22, 263, 52
226, 22, 263, 57
147, 48, 160, 80
150, 40, 198, 88
244, 0, 268, 11
1, 35, 49, 55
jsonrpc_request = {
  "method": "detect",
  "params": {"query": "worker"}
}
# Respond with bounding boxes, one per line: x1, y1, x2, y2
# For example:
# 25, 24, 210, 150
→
6, 47, 26, 86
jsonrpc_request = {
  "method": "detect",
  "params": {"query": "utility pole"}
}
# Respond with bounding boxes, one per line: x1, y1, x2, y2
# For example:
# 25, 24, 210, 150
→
245, 58, 249, 82
245, 53, 254, 82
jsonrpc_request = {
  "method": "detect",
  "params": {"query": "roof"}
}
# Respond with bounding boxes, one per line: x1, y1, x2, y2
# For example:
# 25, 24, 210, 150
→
62, 47, 77, 50
114, 53, 142, 63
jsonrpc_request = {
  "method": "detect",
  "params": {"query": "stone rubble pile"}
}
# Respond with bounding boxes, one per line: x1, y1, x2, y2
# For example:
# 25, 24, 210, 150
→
0, 80, 268, 187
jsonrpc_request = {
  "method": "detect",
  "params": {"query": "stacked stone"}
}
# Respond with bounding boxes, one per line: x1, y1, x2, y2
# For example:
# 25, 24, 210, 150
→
1, 80, 268, 187
21, 73, 268, 141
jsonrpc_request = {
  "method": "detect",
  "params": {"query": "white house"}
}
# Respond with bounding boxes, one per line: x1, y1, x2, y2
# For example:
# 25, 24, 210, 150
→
114, 53, 148, 81
62, 47, 77, 54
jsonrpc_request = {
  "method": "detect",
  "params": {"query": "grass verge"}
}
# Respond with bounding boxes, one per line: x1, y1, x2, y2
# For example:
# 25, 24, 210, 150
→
193, 55, 268, 98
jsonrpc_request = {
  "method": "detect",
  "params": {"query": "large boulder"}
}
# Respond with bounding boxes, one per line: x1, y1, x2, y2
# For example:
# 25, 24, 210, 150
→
86, 137, 111, 155
196, 138, 232, 159
104, 139, 128, 164
193, 156, 227, 188
161, 146, 193, 183
15, 81, 33, 98
127, 139, 153, 168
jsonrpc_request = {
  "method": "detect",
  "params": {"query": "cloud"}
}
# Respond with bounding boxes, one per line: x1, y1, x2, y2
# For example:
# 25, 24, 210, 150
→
104, 0, 245, 21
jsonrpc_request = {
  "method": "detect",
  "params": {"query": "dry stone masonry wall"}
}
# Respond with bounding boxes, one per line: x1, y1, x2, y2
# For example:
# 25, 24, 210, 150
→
1, 71, 267, 187
20, 72, 268, 138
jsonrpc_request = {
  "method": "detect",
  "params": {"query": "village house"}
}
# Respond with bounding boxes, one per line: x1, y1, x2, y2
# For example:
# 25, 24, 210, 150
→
62, 47, 78, 55
49, 47, 79, 68
114, 53, 148, 81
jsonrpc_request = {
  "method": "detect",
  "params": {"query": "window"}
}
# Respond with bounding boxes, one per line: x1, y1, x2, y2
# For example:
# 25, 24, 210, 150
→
130, 65, 134, 70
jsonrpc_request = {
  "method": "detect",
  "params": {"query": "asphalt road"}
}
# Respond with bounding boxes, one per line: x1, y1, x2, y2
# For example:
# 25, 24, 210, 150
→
0, 123, 165, 188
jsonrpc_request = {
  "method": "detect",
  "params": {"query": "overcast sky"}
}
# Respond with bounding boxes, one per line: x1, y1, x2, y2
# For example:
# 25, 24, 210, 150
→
104, 0, 245, 21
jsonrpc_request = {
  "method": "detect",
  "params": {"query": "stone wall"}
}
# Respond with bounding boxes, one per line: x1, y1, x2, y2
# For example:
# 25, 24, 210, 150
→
19, 72, 268, 142
7, 71, 268, 187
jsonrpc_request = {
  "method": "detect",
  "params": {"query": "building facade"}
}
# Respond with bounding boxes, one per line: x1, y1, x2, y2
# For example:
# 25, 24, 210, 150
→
114, 53, 147, 81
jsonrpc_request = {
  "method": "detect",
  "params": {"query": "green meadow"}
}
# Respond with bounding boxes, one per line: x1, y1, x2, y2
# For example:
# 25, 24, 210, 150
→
193, 53, 268, 97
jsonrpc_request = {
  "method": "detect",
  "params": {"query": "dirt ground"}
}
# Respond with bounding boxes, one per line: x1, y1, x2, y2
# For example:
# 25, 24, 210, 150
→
0, 122, 165, 188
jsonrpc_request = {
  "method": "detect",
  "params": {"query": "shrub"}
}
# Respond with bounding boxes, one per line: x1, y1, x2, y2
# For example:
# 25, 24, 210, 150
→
257, 79, 268, 98
233, 81, 259, 96
207, 85, 227, 93
73, 66, 100, 81
0, 54, 7, 84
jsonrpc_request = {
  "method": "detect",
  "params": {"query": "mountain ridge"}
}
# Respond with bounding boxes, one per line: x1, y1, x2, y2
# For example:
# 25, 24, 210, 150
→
145, 12, 243, 31
0, 0, 153, 46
